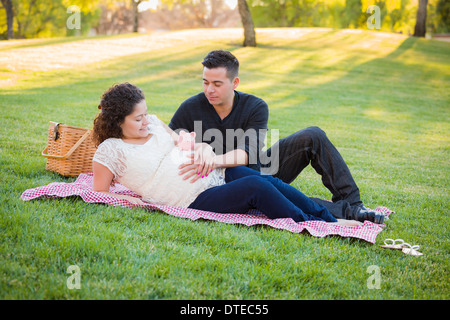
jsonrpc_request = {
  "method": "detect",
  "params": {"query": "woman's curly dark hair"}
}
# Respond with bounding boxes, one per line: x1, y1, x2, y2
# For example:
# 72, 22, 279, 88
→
93, 82, 145, 146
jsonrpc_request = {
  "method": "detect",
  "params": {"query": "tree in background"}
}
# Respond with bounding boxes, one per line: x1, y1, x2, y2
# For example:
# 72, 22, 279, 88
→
434, 0, 450, 32
414, 0, 428, 36
238, 0, 256, 46
0, 0, 13, 39
132, 0, 143, 32
156, 0, 255, 46
0, 0, 101, 39
248, 0, 309, 27
344, 0, 364, 28
13, 0, 66, 38
152, 0, 239, 29
95, 1, 133, 35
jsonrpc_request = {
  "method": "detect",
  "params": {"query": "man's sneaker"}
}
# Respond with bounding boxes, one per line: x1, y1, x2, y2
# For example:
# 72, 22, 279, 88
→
356, 206, 385, 224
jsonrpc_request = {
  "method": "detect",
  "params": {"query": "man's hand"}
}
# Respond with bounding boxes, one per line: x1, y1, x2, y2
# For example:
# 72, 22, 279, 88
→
178, 145, 249, 183
179, 143, 216, 183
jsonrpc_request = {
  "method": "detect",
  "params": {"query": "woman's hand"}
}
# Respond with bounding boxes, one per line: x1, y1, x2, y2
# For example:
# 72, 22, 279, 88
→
119, 194, 146, 206
102, 192, 146, 206
331, 219, 363, 227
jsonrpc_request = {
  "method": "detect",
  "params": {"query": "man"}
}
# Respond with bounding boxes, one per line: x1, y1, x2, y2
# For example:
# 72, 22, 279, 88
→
169, 50, 384, 224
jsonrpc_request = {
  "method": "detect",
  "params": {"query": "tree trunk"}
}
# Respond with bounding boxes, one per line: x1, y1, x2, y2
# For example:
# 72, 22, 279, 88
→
132, 0, 141, 33
237, 0, 256, 47
413, 0, 428, 37
1, 0, 14, 39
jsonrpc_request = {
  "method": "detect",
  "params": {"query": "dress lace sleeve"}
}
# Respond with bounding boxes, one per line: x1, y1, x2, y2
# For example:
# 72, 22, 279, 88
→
147, 114, 165, 128
92, 139, 127, 178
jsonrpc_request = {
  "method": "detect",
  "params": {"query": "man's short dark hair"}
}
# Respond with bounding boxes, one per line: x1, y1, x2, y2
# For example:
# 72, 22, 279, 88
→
202, 50, 239, 81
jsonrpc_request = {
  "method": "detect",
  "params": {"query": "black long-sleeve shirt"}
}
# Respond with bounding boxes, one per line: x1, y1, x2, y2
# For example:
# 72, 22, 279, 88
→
169, 91, 269, 171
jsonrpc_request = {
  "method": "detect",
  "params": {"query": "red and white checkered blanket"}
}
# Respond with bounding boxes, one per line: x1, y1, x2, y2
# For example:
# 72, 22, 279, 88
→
20, 173, 392, 243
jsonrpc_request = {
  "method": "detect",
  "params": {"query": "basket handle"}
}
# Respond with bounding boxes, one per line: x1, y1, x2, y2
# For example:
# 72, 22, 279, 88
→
42, 130, 92, 160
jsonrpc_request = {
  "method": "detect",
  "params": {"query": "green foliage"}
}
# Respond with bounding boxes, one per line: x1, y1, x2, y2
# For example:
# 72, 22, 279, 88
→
1, 0, 449, 39
344, 0, 364, 28
0, 0, 101, 39
248, 0, 446, 34
428, 0, 450, 33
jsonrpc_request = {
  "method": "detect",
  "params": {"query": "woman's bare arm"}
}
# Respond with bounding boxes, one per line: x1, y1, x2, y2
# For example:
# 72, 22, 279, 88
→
92, 161, 145, 205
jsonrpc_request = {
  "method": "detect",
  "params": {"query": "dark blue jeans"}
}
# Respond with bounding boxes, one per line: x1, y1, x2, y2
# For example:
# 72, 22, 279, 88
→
260, 126, 363, 219
188, 166, 337, 223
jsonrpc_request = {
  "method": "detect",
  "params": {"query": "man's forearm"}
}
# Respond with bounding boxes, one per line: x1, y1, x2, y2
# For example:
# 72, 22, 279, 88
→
214, 149, 248, 168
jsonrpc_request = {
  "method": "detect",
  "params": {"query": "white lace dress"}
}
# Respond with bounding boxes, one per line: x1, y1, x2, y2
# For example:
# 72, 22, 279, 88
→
93, 114, 226, 207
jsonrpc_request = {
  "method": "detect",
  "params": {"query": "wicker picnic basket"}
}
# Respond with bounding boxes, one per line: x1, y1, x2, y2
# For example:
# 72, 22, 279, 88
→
42, 122, 97, 177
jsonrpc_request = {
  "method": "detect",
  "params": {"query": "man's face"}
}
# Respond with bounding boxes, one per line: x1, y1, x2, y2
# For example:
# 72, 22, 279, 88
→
202, 67, 239, 108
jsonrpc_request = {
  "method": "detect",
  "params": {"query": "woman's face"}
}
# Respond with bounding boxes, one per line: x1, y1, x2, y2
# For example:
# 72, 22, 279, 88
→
120, 100, 150, 140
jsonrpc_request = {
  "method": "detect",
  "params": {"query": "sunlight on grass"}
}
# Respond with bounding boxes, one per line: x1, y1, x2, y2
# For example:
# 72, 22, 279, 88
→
417, 122, 450, 148
363, 107, 413, 123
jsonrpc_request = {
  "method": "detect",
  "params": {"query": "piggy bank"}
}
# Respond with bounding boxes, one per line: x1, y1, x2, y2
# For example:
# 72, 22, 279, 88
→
178, 131, 196, 151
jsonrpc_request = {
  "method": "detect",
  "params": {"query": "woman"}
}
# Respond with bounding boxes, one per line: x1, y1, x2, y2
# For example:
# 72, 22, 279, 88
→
92, 83, 362, 226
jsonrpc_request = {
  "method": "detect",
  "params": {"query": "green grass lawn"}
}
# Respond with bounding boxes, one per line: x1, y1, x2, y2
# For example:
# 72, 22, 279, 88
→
0, 28, 449, 300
